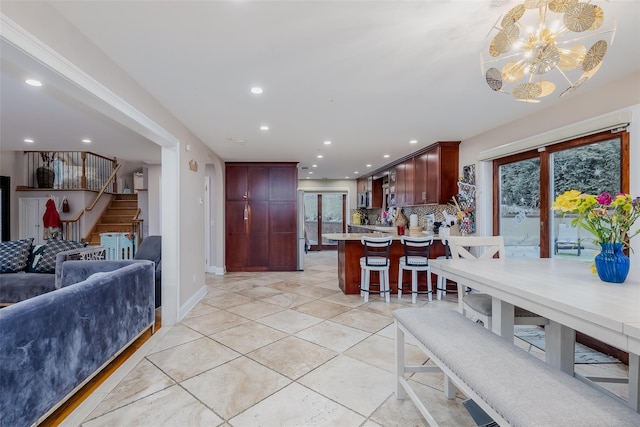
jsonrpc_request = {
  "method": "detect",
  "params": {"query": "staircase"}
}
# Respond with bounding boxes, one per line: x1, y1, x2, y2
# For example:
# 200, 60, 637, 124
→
86, 194, 139, 246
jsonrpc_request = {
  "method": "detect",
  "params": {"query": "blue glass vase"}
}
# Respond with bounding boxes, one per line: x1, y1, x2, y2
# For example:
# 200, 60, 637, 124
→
595, 242, 630, 284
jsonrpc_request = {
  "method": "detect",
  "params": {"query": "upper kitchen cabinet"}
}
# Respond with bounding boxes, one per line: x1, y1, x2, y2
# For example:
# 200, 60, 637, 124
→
423, 141, 460, 204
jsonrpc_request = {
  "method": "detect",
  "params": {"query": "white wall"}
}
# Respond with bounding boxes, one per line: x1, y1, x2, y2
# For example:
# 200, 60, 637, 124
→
459, 70, 640, 272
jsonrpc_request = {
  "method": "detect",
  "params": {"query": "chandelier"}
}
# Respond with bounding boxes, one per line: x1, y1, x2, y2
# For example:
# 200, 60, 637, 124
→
482, 0, 616, 103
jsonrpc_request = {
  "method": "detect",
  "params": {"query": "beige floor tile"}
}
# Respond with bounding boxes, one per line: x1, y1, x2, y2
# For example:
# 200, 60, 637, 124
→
298, 354, 395, 417
260, 291, 315, 308
371, 379, 475, 427
257, 309, 324, 334
292, 285, 342, 299
248, 336, 336, 379
295, 320, 370, 353
82, 385, 222, 426
226, 300, 285, 320
293, 299, 353, 319
322, 292, 368, 308
344, 334, 428, 373
210, 322, 287, 354
147, 337, 239, 382
85, 359, 175, 419
229, 382, 365, 427
331, 309, 393, 333
211, 281, 257, 292
147, 324, 205, 355
267, 280, 306, 293
181, 301, 219, 319
181, 357, 291, 419
237, 286, 284, 300
180, 309, 250, 336
203, 291, 254, 309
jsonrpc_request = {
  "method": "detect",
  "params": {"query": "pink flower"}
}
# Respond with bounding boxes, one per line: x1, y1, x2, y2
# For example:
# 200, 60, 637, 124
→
596, 192, 612, 205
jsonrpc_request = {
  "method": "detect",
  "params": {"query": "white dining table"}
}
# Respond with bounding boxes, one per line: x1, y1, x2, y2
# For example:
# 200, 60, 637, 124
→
429, 257, 640, 412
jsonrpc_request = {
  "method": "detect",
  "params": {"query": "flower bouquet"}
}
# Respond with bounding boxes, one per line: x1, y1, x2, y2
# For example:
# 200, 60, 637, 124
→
552, 190, 640, 283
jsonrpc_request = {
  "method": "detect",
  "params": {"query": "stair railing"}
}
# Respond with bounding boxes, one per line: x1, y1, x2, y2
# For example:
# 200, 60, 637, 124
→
132, 208, 144, 247
86, 163, 122, 211
61, 209, 84, 241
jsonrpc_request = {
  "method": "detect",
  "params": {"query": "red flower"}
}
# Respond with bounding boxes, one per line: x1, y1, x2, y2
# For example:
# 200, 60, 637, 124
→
596, 192, 612, 205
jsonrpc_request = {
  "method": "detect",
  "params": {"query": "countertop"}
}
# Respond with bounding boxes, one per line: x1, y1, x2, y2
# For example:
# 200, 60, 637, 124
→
323, 231, 442, 241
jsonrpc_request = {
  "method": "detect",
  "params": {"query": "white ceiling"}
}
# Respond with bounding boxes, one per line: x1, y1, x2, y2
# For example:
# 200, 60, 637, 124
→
2, 1, 639, 179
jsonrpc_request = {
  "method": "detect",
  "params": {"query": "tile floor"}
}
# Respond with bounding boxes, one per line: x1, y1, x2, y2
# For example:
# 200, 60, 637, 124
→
62, 250, 629, 427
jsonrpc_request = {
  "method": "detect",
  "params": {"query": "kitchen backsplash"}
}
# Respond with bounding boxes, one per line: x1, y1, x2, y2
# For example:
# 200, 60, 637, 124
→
352, 204, 458, 227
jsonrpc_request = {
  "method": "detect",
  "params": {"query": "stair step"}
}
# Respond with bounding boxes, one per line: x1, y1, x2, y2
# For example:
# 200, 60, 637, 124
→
110, 200, 138, 208
96, 224, 133, 232
105, 208, 137, 216
102, 215, 135, 223
115, 194, 138, 201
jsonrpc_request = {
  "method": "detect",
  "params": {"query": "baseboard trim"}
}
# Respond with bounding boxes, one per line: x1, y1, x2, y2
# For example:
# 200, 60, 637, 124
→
178, 284, 207, 321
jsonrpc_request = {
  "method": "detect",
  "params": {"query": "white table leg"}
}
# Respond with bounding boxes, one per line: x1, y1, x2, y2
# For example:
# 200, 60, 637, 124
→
545, 321, 575, 375
491, 297, 514, 341
629, 352, 639, 412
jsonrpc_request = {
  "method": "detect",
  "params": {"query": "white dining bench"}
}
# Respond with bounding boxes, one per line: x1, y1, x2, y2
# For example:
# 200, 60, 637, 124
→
394, 307, 640, 427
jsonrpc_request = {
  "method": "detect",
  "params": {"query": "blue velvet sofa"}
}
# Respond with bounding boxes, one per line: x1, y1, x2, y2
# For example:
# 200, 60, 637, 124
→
0, 259, 155, 427
134, 235, 162, 308
0, 241, 106, 305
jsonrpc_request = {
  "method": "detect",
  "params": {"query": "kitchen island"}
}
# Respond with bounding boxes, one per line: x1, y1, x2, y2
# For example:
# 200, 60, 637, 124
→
323, 231, 448, 295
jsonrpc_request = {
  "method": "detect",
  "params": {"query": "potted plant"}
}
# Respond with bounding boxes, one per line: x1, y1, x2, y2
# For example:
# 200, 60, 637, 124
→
553, 190, 640, 283
36, 152, 55, 188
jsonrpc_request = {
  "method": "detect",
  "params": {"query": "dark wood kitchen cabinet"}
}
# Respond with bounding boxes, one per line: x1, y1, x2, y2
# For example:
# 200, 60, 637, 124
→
225, 162, 298, 272
424, 141, 460, 204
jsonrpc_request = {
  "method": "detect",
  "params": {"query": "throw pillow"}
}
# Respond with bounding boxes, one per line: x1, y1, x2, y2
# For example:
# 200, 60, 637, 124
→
0, 238, 34, 273
33, 240, 88, 274
27, 244, 46, 272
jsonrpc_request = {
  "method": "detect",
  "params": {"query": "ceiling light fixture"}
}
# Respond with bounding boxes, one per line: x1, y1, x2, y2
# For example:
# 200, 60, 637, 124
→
482, 0, 615, 102
324, 140, 332, 145
250, 87, 263, 94
317, 154, 323, 159
383, 154, 390, 158
260, 125, 269, 131
25, 79, 42, 87
410, 140, 418, 144
366, 164, 372, 168
82, 138, 92, 143
24, 138, 34, 143
312, 164, 318, 168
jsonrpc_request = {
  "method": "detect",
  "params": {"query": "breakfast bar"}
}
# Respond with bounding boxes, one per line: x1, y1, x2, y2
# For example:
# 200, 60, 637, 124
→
323, 230, 448, 295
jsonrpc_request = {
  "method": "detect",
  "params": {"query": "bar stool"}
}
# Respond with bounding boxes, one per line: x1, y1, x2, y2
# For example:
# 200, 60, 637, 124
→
359, 236, 393, 303
397, 235, 434, 304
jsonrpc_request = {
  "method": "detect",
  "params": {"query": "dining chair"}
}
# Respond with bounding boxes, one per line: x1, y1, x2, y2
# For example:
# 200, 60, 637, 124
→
435, 235, 452, 300
397, 235, 434, 304
359, 235, 393, 303
447, 235, 548, 330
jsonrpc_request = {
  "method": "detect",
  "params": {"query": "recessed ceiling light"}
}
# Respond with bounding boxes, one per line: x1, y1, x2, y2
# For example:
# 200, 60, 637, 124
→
366, 164, 372, 168
345, 176, 350, 179
312, 164, 318, 168
25, 79, 42, 87
324, 140, 332, 145
309, 171, 314, 174
383, 154, 390, 158
317, 154, 323, 159
24, 138, 34, 143
82, 138, 92, 143
250, 87, 263, 94
354, 171, 359, 174
410, 139, 418, 144
260, 125, 269, 131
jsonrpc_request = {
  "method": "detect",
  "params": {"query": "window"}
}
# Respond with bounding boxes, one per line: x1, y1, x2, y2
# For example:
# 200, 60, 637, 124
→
494, 130, 629, 258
